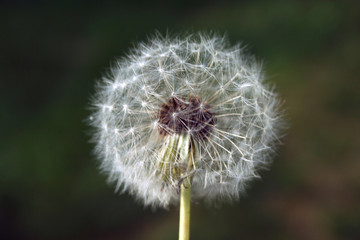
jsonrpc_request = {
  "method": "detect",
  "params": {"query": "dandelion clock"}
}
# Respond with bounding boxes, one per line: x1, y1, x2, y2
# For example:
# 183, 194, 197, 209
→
89, 33, 284, 240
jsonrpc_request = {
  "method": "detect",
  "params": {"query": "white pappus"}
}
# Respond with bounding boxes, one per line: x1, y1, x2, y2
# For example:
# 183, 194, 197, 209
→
89, 33, 283, 208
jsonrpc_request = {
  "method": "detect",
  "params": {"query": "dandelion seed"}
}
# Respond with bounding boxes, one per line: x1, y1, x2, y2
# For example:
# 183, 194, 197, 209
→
89, 33, 284, 210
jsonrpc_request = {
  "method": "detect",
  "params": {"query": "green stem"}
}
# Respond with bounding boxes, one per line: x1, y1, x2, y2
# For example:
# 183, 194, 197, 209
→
179, 182, 191, 240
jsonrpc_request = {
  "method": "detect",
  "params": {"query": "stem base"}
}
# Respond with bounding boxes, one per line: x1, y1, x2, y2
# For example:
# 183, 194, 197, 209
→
179, 183, 191, 240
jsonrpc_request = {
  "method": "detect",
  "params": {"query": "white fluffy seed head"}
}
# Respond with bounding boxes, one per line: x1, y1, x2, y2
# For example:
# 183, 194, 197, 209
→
89, 33, 284, 208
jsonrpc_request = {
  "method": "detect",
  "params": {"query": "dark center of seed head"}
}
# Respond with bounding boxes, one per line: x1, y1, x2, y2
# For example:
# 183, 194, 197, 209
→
157, 96, 216, 140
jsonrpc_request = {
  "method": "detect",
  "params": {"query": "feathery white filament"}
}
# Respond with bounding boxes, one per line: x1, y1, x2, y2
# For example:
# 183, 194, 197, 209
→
89, 33, 283, 208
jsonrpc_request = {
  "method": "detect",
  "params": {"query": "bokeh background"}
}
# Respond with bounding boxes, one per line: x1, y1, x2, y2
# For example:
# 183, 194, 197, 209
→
1, 1, 360, 239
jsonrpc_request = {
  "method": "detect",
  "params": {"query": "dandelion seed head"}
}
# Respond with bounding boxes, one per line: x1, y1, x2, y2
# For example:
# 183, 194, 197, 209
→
89, 32, 284, 208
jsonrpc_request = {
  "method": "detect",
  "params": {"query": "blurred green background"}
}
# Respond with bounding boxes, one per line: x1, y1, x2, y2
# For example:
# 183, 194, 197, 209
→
1, 0, 359, 239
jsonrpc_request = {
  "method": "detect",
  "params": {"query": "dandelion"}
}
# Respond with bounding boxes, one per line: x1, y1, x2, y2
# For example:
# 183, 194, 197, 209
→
89, 32, 283, 240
